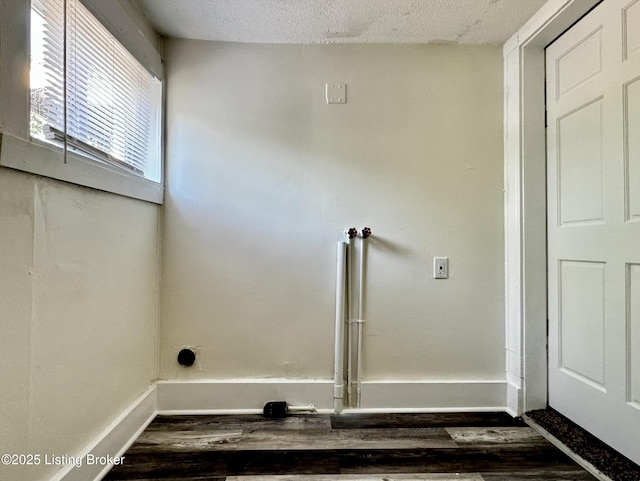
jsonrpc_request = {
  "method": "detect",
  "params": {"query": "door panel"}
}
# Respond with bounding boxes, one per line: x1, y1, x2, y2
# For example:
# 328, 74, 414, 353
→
546, 0, 640, 465
623, 0, 640, 59
625, 77, 640, 220
630, 264, 640, 408
557, 99, 604, 225
559, 260, 606, 389
556, 27, 603, 97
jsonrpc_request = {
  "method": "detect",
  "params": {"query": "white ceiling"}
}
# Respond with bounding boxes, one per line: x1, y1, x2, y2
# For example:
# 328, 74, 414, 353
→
133, 0, 548, 45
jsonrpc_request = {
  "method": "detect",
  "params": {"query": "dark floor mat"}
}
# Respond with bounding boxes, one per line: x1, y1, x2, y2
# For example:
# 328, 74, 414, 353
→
526, 407, 640, 481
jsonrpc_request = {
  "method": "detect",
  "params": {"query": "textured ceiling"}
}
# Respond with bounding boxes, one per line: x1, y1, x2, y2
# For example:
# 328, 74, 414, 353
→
134, 0, 548, 45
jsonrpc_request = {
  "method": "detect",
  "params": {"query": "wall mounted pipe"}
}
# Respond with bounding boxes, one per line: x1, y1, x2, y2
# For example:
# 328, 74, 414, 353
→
333, 241, 347, 414
355, 238, 365, 407
345, 228, 357, 408
355, 318, 364, 407
355, 227, 371, 407
347, 243, 354, 407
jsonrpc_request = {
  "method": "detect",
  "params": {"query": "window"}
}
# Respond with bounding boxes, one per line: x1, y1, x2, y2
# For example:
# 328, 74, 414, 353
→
30, 0, 162, 183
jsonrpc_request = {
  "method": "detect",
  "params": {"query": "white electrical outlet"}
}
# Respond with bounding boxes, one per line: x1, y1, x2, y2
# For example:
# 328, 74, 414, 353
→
433, 257, 449, 279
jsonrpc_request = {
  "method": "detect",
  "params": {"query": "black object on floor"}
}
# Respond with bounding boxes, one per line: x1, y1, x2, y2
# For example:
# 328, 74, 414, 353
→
263, 400, 289, 418
527, 407, 640, 481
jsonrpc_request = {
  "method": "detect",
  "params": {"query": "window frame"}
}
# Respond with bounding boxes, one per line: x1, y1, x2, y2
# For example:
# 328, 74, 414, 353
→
0, 0, 164, 204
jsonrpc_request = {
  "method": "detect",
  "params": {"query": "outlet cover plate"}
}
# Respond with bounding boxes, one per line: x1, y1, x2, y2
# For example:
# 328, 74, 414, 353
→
433, 257, 449, 279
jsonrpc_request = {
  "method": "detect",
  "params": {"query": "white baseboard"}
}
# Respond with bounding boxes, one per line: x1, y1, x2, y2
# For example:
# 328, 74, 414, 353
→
156, 379, 335, 413
506, 381, 523, 417
156, 379, 508, 414
50, 385, 158, 481
359, 380, 507, 411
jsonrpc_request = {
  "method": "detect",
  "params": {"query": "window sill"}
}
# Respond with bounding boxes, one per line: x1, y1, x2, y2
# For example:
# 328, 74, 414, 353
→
0, 132, 163, 204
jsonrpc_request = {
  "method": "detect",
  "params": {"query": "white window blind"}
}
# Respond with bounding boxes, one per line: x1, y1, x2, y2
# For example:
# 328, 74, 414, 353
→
30, 0, 162, 182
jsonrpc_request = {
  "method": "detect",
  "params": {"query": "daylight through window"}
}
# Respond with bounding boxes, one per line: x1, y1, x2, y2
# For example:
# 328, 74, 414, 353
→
30, 0, 162, 182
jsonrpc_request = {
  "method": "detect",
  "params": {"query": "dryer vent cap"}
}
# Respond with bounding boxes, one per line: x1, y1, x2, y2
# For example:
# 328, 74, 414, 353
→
177, 348, 196, 367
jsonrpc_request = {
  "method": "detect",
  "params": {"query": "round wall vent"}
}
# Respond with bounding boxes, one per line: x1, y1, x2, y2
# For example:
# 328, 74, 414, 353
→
177, 348, 196, 367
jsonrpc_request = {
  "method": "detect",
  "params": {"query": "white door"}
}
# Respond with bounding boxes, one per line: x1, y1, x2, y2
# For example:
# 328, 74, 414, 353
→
546, 0, 640, 464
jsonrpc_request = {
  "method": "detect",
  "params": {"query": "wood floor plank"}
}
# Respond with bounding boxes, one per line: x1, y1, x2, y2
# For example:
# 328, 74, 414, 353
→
121, 478, 226, 481
481, 472, 597, 480
106, 446, 586, 479
129, 428, 457, 453
147, 415, 332, 432
129, 430, 244, 452
336, 446, 590, 474
330, 413, 526, 430
445, 427, 548, 447
104, 451, 342, 479
226, 475, 484, 481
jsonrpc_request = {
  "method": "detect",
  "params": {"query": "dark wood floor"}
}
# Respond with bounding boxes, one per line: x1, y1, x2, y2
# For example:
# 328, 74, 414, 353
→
104, 412, 597, 481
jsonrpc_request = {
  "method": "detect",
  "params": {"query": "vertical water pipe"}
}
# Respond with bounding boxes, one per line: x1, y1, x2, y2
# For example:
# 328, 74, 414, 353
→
355, 241, 365, 408
333, 241, 347, 413
346, 247, 353, 408
356, 227, 371, 407
345, 228, 358, 407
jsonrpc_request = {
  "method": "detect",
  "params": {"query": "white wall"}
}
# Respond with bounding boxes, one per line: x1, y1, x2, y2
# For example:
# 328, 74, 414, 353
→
0, 167, 160, 481
162, 41, 505, 400
0, 1, 162, 480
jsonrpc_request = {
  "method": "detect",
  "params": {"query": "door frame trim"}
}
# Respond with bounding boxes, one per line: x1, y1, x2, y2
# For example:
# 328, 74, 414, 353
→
503, 0, 601, 415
